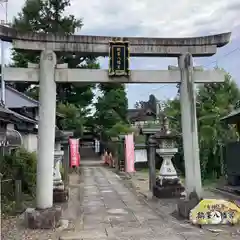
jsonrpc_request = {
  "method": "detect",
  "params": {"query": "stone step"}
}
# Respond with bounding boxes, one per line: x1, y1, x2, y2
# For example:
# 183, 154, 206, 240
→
59, 229, 107, 240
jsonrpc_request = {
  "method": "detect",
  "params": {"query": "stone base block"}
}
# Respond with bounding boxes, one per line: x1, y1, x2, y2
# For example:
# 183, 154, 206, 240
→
157, 177, 181, 186
177, 192, 201, 219
153, 184, 185, 198
53, 188, 69, 203
53, 182, 64, 190
24, 206, 62, 229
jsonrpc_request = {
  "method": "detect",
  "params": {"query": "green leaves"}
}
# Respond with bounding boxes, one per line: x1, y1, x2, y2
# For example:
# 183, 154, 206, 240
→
57, 102, 84, 136
94, 83, 129, 139
10, 0, 97, 99
105, 122, 132, 138
9, 0, 101, 135
164, 70, 240, 179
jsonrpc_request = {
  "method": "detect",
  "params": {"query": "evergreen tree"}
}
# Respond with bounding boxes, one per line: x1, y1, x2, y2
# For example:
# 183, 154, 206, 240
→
10, 0, 99, 109
164, 70, 240, 179
95, 83, 129, 138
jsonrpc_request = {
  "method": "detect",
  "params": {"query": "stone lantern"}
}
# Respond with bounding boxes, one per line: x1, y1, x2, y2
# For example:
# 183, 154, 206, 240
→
153, 116, 185, 198
52, 130, 73, 203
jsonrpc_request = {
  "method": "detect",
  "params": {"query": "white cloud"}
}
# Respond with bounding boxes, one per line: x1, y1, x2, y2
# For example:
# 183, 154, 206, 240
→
1, 0, 240, 38
0, 1, 239, 68
0, 0, 240, 105
67, 0, 240, 37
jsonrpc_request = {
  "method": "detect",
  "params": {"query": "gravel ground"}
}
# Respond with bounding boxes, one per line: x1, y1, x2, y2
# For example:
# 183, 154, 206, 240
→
1, 216, 57, 240
1, 173, 82, 240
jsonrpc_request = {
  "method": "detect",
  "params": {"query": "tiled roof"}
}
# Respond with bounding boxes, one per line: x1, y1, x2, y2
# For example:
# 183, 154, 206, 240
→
0, 85, 38, 108
0, 85, 63, 117
0, 104, 37, 124
127, 108, 156, 122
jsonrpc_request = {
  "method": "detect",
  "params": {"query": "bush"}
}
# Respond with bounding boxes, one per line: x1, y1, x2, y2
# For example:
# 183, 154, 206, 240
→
105, 122, 132, 138
0, 148, 37, 198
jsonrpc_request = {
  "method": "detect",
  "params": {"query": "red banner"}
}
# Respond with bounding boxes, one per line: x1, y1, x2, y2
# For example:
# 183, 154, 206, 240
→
69, 138, 80, 167
125, 134, 135, 173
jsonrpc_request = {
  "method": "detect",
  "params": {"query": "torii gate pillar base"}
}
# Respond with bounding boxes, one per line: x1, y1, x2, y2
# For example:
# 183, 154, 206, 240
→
24, 206, 62, 229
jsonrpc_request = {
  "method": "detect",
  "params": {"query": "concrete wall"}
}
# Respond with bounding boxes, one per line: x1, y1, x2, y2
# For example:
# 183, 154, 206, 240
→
21, 133, 63, 153
22, 133, 38, 152
21, 133, 64, 153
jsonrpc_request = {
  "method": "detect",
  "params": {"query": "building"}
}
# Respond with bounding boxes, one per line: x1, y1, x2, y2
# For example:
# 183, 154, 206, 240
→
0, 85, 64, 152
128, 108, 157, 127
0, 103, 37, 154
127, 94, 160, 128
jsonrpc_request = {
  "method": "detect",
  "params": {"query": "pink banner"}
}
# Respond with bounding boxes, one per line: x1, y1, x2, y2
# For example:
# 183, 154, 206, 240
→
69, 138, 80, 167
125, 134, 135, 173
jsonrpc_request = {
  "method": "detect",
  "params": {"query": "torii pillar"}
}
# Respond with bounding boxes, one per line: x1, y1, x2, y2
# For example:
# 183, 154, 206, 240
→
169, 54, 207, 199
37, 50, 57, 209
179, 53, 202, 199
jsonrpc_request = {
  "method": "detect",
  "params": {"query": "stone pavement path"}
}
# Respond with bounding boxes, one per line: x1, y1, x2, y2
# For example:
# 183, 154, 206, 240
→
61, 165, 240, 240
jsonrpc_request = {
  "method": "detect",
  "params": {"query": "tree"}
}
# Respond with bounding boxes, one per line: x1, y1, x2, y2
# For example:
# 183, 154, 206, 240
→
10, 0, 99, 109
196, 72, 240, 179
94, 83, 129, 139
105, 122, 132, 138
164, 70, 240, 180
57, 102, 84, 136
148, 94, 157, 113
134, 101, 140, 109
163, 97, 181, 131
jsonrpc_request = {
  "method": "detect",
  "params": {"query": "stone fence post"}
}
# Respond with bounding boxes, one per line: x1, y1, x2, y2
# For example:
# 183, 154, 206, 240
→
148, 137, 157, 192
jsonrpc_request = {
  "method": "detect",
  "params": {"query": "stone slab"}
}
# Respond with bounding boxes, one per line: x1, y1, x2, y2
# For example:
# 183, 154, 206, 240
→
59, 229, 107, 239
106, 226, 154, 238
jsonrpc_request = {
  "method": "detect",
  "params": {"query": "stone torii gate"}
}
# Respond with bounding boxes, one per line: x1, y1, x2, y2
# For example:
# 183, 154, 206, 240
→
0, 25, 231, 224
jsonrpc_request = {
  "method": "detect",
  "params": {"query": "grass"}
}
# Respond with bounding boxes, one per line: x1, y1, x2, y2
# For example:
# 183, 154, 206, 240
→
136, 168, 159, 175
137, 168, 148, 173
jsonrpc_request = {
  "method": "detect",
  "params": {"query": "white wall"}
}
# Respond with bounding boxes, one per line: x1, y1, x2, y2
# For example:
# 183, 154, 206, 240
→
134, 149, 147, 163
22, 133, 38, 152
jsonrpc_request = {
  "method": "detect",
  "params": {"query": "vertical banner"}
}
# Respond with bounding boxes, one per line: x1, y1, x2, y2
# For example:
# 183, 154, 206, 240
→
69, 138, 80, 167
125, 134, 135, 173
95, 139, 100, 153
78, 139, 81, 165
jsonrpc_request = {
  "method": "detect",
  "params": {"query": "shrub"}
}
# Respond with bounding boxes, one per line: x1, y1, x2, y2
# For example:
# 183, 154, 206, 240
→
0, 148, 37, 199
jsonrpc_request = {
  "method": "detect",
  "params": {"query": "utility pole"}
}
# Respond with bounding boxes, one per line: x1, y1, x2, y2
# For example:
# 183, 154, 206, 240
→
0, 0, 9, 105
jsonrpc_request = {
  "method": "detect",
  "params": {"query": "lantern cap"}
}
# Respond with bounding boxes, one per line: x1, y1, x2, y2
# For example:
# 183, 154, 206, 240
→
154, 116, 179, 140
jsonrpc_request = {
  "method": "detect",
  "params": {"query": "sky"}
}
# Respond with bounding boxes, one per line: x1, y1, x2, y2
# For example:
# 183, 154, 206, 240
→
0, 0, 240, 108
